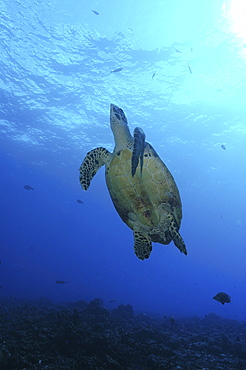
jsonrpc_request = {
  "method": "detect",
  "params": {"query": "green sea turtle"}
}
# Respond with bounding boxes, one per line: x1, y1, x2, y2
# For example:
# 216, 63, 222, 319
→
79, 104, 187, 260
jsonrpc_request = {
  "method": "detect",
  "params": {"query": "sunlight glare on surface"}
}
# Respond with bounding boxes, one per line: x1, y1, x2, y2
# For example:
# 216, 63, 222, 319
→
229, 0, 246, 42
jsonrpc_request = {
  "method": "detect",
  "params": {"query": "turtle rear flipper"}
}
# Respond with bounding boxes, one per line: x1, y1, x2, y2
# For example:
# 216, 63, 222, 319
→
133, 229, 152, 260
167, 213, 187, 255
79, 147, 111, 190
131, 127, 146, 177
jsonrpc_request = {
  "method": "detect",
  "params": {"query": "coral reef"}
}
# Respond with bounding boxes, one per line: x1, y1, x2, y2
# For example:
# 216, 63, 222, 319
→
0, 298, 245, 369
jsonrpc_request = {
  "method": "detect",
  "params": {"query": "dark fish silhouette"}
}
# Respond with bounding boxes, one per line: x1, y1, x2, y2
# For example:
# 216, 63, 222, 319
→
55, 280, 68, 284
213, 292, 231, 305
187, 63, 192, 74
152, 72, 156, 79
23, 185, 34, 190
175, 49, 182, 53
92, 10, 99, 15
110, 68, 123, 73
221, 144, 226, 150
77, 199, 84, 204
109, 300, 115, 303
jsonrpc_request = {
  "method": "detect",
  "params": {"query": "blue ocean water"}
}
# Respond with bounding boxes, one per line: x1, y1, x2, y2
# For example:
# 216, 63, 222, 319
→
0, 0, 246, 322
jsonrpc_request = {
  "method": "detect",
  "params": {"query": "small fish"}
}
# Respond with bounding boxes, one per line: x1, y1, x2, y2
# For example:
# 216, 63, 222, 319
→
92, 10, 99, 15
187, 63, 192, 74
152, 72, 156, 79
110, 68, 123, 73
175, 49, 182, 53
109, 300, 115, 303
213, 292, 231, 305
77, 199, 84, 204
23, 185, 34, 190
55, 280, 68, 284
221, 144, 226, 150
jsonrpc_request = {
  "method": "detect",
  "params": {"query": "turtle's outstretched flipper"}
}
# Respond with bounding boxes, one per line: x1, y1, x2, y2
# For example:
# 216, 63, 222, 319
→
79, 147, 111, 190
167, 213, 187, 255
131, 127, 145, 177
133, 229, 152, 260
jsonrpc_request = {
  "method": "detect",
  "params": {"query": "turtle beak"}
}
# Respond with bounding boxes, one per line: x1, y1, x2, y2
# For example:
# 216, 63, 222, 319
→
110, 104, 118, 115
110, 104, 128, 127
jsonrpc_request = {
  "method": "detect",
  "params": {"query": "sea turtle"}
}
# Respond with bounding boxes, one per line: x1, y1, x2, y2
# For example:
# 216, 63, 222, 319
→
79, 104, 187, 260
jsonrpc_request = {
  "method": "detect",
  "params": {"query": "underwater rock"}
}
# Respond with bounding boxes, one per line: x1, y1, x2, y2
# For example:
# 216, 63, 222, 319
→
112, 303, 133, 319
207, 344, 223, 355
88, 298, 103, 308
84, 298, 109, 318
0, 297, 246, 369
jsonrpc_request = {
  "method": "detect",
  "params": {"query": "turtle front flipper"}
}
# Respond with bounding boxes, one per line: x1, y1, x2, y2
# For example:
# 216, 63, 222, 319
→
79, 147, 111, 190
167, 213, 187, 255
131, 127, 146, 177
133, 229, 152, 260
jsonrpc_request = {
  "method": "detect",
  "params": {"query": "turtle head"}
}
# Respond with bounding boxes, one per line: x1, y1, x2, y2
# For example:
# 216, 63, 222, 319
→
110, 104, 132, 150
110, 104, 128, 128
